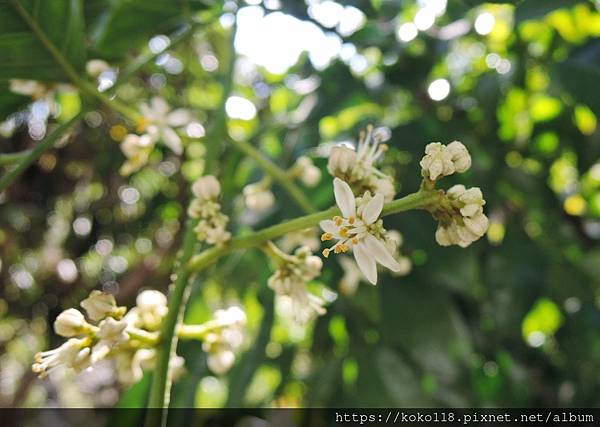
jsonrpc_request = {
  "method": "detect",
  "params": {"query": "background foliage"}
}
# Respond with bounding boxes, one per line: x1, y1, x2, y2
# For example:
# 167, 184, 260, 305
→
1, 0, 600, 411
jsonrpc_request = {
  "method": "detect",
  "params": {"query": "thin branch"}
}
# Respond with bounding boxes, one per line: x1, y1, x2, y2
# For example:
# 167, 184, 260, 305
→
0, 114, 82, 193
228, 136, 316, 213
0, 150, 32, 166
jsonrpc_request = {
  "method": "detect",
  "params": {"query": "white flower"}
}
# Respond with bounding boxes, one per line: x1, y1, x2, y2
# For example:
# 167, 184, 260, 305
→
327, 126, 396, 201
119, 133, 154, 175
86, 59, 110, 77
140, 97, 192, 155
294, 156, 322, 187
320, 178, 401, 285
202, 306, 247, 375
81, 290, 121, 321
447, 141, 471, 173
338, 256, 363, 296
328, 146, 357, 176
136, 290, 168, 331
267, 245, 326, 323
243, 183, 275, 212
54, 309, 90, 337
32, 338, 92, 378
192, 175, 221, 201
420, 142, 455, 180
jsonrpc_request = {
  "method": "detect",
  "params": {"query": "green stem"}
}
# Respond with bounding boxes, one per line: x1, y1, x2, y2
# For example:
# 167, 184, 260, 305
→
228, 137, 316, 213
187, 189, 442, 272
0, 114, 82, 193
147, 219, 198, 414
126, 328, 160, 346
0, 150, 32, 166
10, 0, 140, 122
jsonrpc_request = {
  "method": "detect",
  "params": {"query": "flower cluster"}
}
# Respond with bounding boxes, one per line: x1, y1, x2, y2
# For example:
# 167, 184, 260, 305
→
418, 141, 488, 247
120, 97, 192, 175
432, 185, 489, 247
266, 242, 326, 324
32, 290, 170, 383
200, 307, 247, 374
420, 141, 471, 181
33, 289, 248, 382
327, 125, 395, 201
320, 178, 402, 285
188, 175, 231, 245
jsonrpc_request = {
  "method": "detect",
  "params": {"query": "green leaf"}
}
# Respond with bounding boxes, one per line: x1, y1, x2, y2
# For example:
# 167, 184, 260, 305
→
0, 84, 29, 120
0, 0, 86, 81
554, 43, 600, 116
90, 0, 207, 59
515, 0, 585, 24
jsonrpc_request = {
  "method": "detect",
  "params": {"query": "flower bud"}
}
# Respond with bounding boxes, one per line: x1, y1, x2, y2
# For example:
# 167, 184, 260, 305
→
295, 156, 322, 187
243, 184, 275, 212
207, 349, 235, 375
54, 309, 89, 337
86, 59, 110, 78
81, 291, 119, 321
305, 255, 323, 276
447, 141, 471, 173
420, 142, 455, 180
328, 146, 357, 176
192, 175, 221, 200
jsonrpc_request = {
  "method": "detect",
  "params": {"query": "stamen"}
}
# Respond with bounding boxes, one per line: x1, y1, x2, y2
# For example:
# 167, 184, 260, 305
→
136, 117, 148, 133
339, 227, 349, 237
334, 243, 348, 254
321, 232, 333, 241
322, 248, 330, 258
348, 216, 355, 225
334, 216, 343, 226
352, 238, 359, 245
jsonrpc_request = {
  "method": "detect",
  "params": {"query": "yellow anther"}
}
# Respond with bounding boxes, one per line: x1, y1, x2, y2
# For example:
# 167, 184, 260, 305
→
334, 243, 348, 254
339, 227, 349, 237
348, 216, 355, 224
334, 216, 343, 226
322, 248, 330, 258
380, 144, 389, 151
136, 117, 149, 133
321, 232, 333, 241
352, 238, 359, 245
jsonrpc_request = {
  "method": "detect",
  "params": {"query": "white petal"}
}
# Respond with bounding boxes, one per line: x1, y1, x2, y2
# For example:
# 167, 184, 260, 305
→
353, 241, 377, 285
162, 127, 183, 154
319, 220, 338, 234
151, 97, 170, 116
167, 109, 192, 127
362, 193, 384, 225
364, 234, 401, 272
333, 178, 355, 218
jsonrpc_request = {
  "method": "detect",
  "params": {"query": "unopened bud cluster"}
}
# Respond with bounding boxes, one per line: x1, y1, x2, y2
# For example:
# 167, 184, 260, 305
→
33, 289, 248, 382
266, 243, 326, 324
289, 156, 322, 188
418, 141, 488, 247
420, 141, 471, 181
433, 185, 488, 247
200, 307, 247, 374
188, 175, 231, 245
327, 125, 396, 201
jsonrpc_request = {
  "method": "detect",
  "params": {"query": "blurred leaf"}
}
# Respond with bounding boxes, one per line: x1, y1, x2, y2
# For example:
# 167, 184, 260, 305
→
0, 0, 86, 81
514, 0, 585, 23
90, 0, 207, 58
